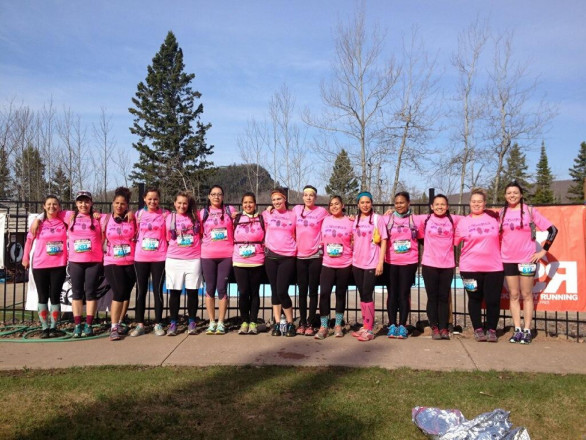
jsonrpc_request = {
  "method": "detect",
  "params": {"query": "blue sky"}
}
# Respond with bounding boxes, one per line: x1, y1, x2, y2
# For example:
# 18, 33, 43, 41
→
1, 0, 585, 190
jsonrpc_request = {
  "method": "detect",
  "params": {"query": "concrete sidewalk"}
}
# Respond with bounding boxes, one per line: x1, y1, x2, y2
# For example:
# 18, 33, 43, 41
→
1, 329, 584, 374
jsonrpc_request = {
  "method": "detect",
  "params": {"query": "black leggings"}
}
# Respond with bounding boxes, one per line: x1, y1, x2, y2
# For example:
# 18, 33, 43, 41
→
104, 264, 136, 302
32, 267, 66, 305
134, 261, 165, 323
461, 270, 505, 331
69, 262, 102, 301
201, 258, 232, 300
234, 266, 263, 323
386, 263, 418, 326
296, 257, 322, 325
319, 265, 351, 316
422, 265, 453, 330
168, 289, 199, 321
265, 256, 295, 309
352, 266, 376, 303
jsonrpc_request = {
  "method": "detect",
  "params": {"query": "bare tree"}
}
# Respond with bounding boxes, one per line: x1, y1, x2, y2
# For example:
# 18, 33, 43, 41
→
92, 107, 116, 201
485, 32, 557, 204
303, 4, 399, 190
238, 117, 269, 195
114, 147, 132, 189
38, 99, 57, 193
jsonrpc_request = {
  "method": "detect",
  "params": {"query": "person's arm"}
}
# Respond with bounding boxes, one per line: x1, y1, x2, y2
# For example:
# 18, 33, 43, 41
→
531, 225, 558, 263
376, 239, 387, 276
21, 235, 34, 269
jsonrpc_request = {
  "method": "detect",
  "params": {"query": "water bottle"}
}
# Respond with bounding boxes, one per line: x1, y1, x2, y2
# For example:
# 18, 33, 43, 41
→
280, 315, 287, 336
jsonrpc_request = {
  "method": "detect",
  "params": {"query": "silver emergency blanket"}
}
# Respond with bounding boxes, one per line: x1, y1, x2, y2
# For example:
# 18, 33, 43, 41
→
412, 407, 530, 439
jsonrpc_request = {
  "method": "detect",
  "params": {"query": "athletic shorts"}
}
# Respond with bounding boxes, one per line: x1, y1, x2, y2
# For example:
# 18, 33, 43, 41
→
503, 262, 537, 277
165, 257, 204, 290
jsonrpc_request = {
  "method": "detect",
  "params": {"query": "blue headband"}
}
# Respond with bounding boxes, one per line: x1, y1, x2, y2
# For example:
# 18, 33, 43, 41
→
356, 191, 373, 202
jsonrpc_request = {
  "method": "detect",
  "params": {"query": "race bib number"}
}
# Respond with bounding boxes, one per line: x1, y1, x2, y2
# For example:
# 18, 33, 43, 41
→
463, 278, 478, 293
238, 245, 256, 258
141, 237, 160, 251
113, 244, 131, 258
177, 234, 194, 247
326, 243, 343, 257
74, 239, 92, 253
393, 239, 411, 254
518, 263, 537, 277
46, 241, 63, 256
211, 228, 227, 241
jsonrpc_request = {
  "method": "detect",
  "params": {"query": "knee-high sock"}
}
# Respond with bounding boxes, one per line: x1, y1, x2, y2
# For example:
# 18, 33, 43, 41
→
50, 304, 60, 329
364, 302, 375, 331
38, 304, 49, 330
360, 302, 366, 327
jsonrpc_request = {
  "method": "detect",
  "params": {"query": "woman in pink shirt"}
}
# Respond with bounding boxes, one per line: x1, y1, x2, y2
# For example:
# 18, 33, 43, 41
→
262, 188, 297, 337
384, 191, 423, 340
201, 185, 236, 335
67, 191, 104, 338
315, 195, 354, 340
499, 181, 558, 344
131, 187, 169, 337
420, 194, 462, 340
102, 187, 136, 341
293, 185, 328, 336
351, 191, 388, 342
22, 195, 68, 339
165, 191, 203, 336
454, 188, 504, 342
233, 192, 265, 335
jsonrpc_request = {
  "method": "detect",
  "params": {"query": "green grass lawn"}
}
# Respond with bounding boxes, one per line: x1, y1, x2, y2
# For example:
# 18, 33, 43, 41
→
0, 366, 584, 440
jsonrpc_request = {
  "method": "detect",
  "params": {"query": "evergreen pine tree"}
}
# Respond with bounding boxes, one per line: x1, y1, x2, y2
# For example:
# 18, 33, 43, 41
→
0, 148, 12, 199
532, 141, 554, 204
325, 149, 360, 203
568, 141, 586, 202
129, 31, 213, 202
490, 143, 532, 204
14, 144, 46, 201
49, 165, 72, 201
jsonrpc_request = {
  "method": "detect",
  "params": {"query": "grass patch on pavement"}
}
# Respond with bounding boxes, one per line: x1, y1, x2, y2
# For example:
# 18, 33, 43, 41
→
0, 366, 584, 439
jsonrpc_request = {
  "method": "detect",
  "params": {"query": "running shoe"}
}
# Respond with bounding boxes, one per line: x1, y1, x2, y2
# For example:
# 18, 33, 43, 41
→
49, 328, 61, 338
520, 329, 532, 345
154, 323, 165, 336
440, 329, 450, 340
206, 321, 217, 335
130, 324, 145, 337
304, 325, 315, 337
83, 323, 94, 337
352, 327, 366, 338
110, 327, 121, 341
271, 323, 282, 336
296, 324, 306, 335
314, 326, 328, 340
72, 324, 82, 338
431, 326, 441, 340
387, 324, 398, 338
334, 325, 344, 338
474, 328, 487, 342
358, 330, 375, 341
167, 323, 178, 336
117, 324, 129, 335
248, 322, 258, 335
397, 325, 408, 339
187, 322, 197, 335
40, 328, 50, 339
486, 329, 498, 343
509, 329, 523, 344
285, 323, 296, 337
215, 322, 226, 335
238, 322, 249, 335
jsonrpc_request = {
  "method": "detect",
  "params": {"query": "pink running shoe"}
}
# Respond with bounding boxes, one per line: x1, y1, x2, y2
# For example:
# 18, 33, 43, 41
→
358, 330, 375, 341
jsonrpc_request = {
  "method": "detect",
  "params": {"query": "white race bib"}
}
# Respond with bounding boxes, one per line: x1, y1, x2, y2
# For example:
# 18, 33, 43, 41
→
393, 239, 411, 254
46, 241, 64, 256
141, 237, 160, 251
211, 228, 227, 241
177, 234, 194, 247
74, 239, 92, 253
326, 243, 343, 257
238, 245, 256, 258
518, 263, 537, 277
463, 278, 478, 293
113, 244, 131, 258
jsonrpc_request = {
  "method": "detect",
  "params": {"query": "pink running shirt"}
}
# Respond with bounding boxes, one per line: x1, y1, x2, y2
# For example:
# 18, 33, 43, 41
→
200, 206, 236, 259
232, 213, 265, 266
67, 212, 104, 263
384, 213, 424, 265
352, 213, 388, 270
23, 217, 68, 269
262, 209, 297, 257
321, 215, 353, 268
135, 209, 169, 263
499, 206, 553, 263
420, 214, 464, 268
166, 213, 201, 260
454, 213, 503, 272
293, 205, 328, 257
102, 215, 137, 266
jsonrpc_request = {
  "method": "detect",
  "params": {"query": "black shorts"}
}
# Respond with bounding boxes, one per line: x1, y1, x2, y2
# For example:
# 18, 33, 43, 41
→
503, 262, 537, 277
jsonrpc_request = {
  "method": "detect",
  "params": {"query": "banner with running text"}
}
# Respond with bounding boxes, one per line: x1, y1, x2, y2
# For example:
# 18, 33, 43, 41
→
500, 205, 586, 312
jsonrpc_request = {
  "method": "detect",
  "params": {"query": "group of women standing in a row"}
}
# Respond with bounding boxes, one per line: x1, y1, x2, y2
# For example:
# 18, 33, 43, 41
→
23, 180, 557, 344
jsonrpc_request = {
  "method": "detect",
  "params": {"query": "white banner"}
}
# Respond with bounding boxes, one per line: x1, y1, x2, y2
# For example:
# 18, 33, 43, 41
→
0, 212, 6, 270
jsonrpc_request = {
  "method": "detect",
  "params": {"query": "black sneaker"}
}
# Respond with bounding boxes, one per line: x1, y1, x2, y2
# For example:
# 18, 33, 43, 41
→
40, 328, 50, 339
271, 324, 282, 337
520, 329, 532, 344
285, 323, 296, 337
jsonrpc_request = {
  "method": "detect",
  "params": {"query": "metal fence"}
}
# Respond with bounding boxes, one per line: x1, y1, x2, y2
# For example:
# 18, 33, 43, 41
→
1, 199, 583, 340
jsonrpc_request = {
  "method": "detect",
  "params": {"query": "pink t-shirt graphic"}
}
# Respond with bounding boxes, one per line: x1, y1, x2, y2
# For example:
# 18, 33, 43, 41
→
67, 213, 103, 263
454, 213, 503, 272
499, 206, 553, 263
352, 214, 388, 270
321, 215, 353, 268
102, 216, 136, 266
420, 214, 463, 268
166, 213, 201, 260
135, 209, 169, 263
24, 218, 68, 269
384, 214, 424, 265
200, 206, 235, 259
233, 214, 265, 266
293, 205, 328, 257
262, 209, 297, 257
